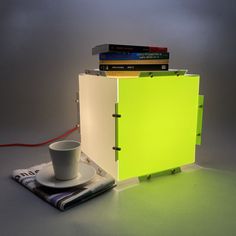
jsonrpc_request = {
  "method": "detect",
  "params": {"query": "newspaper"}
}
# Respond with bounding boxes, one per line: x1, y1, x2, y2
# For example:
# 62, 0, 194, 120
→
12, 154, 116, 211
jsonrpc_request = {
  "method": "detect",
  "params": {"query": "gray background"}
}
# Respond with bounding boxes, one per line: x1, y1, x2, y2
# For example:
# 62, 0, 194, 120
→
1, 0, 236, 169
1, 0, 235, 170
0, 1, 236, 235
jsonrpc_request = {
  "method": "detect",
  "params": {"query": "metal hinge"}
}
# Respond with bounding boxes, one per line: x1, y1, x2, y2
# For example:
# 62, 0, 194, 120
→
112, 146, 121, 151
196, 95, 204, 145
112, 114, 121, 118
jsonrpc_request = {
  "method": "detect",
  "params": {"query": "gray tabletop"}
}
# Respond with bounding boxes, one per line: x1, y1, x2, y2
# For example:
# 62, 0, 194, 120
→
1, 146, 236, 236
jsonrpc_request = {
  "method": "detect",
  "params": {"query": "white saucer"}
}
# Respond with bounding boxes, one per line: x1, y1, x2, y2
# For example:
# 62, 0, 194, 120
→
36, 163, 96, 189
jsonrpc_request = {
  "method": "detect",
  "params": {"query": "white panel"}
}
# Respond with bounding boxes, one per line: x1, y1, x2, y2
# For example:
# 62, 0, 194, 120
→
79, 74, 118, 178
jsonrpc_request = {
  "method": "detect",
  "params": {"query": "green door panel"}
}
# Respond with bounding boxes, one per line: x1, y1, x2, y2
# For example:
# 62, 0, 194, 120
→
117, 75, 200, 180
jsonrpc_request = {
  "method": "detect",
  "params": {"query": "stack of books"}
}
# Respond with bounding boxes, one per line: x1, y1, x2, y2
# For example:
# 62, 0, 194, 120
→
91, 43, 169, 76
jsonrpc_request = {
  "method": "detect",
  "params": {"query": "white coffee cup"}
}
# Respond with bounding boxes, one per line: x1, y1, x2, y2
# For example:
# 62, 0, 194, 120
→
49, 140, 81, 181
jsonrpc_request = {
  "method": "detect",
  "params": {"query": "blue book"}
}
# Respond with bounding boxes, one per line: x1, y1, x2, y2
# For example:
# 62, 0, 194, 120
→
99, 52, 169, 60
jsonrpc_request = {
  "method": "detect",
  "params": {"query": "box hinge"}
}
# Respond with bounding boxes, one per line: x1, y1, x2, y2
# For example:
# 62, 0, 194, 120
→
113, 103, 120, 161
196, 95, 204, 145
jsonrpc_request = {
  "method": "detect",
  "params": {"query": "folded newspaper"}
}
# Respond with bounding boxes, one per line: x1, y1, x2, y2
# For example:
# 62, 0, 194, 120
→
12, 154, 116, 211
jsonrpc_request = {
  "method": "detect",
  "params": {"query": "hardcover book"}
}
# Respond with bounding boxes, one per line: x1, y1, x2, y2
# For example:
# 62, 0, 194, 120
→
99, 64, 168, 71
85, 69, 187, 77
92, 44, 168, 55
99, 59, 169, 65
99, 52, 169, 60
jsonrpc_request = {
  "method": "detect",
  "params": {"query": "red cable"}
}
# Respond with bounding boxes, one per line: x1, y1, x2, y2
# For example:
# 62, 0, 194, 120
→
0, 125, 79, 147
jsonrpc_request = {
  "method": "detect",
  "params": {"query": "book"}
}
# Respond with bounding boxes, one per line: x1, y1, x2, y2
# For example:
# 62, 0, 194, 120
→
99, 52, 169, 60
85, 69, 141, 77
12, 153, 116, 211
99, 59, 169, 65
99, 64, 168, 71
84, 69, 187, 78
92, 44, 168, 55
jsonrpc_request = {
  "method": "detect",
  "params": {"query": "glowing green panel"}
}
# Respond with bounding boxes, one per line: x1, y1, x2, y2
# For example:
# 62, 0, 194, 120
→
117, 75, 200, 180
